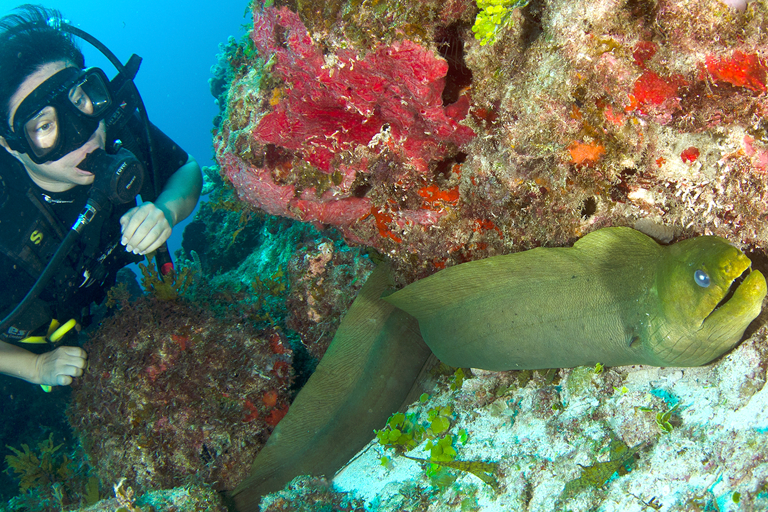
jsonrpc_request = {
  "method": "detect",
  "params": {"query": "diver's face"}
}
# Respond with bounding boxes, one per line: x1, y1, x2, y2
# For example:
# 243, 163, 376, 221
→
0, 60, 105, 193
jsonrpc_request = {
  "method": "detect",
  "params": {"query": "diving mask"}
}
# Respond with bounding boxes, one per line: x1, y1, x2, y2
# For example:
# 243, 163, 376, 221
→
5, 67, 112, 164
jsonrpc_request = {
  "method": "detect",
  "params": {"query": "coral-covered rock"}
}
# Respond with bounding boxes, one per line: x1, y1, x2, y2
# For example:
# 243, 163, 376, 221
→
216, 5, 481, 279
285, 237, 374, 359
177, 188, 374, 359
68, 298, 293, 493
80, 484, 227, 512
216, 0, 768, 282
259, 476, 365, 512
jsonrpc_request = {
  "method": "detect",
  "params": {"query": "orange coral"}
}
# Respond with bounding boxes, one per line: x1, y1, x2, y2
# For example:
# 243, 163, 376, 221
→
418, 184, 460, 210
568, 141, 606, 166
262, 390, 279, 408
704, 51, 767, 92
369, 207, 403, 243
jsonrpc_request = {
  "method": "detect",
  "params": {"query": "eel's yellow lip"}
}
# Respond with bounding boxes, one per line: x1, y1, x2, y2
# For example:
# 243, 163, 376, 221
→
703, 269, 767, 328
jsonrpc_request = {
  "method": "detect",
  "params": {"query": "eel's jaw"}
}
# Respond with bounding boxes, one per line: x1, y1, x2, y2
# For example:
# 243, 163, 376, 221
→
700, 269, 767, 350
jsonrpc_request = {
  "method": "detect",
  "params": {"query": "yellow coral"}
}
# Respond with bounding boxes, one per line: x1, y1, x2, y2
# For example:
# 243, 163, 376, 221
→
139, 257, 192, 301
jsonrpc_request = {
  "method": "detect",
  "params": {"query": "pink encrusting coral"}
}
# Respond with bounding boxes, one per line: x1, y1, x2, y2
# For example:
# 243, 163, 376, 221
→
250, 8, 472, 173
215, 6, 475, 252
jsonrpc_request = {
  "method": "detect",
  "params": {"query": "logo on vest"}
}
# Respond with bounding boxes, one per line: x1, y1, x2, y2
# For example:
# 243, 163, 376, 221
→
6, 326, 29, 340
30, 230, 43, 245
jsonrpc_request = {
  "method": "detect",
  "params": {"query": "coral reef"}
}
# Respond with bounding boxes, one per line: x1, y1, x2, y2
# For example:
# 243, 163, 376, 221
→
67, 297, 293, 494
215, 2, 479, 279
216, 0, 768, 283
10, 0, 768, 509
319, 327, 768, 511
210, 35, 241, 130
259, 476, 365, 511
284, 236, 373, 358
179, 185, 374, 359
72, 482, 226, 512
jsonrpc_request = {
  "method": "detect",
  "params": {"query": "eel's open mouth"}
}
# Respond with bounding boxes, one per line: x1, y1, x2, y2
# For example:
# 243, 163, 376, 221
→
704, 266, 750, 321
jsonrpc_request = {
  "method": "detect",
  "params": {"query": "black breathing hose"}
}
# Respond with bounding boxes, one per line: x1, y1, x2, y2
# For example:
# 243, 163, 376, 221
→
0, 148, 145, 335
0, 223, 82, 334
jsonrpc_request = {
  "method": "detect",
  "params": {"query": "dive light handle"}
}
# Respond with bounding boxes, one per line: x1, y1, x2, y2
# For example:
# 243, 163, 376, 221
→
155, 242, 174, 276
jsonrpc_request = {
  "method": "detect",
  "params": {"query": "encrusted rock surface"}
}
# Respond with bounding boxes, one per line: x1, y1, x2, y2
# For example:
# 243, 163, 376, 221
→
217, 0, 768, 282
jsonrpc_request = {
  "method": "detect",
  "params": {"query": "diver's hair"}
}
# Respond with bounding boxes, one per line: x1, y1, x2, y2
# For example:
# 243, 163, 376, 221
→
0, 4, 84, 130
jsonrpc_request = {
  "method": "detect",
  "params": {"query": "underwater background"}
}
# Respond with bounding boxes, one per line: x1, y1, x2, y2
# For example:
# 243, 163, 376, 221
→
3, 0, 768, 510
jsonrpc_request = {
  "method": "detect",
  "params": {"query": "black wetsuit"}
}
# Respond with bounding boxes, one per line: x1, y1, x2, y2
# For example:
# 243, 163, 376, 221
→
0, 116, 188, 344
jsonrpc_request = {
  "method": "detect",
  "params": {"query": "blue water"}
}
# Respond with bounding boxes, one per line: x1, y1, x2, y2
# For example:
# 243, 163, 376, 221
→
0, 0, 252, 252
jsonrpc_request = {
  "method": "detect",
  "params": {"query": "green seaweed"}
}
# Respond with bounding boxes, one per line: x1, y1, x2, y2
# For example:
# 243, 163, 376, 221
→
375, 398, 499, 490
558, 438, 644, 505
404, 455, 500, 490
375, 412, 425, 451
472, 0, 530, 46
656, 403, 680, 434
450, 368, 466, 391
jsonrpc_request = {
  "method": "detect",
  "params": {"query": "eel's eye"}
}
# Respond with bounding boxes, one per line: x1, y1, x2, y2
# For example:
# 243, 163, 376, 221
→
694, 269, 710, 288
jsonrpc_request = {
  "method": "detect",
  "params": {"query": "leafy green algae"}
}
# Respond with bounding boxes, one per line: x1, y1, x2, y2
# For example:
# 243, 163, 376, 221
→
557, 438, 644, 506
471, 0, 530, 45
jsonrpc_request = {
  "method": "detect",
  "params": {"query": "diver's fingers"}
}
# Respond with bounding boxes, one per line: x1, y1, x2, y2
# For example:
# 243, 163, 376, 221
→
37, 347, 87, 387
120, 205, 151, 246
121, 204, 171, 254
58, 345, 87, 365
139, 230, 172, 256
132, 221, 172, 255
57, 374, 73, 386
55, 347, 87, 376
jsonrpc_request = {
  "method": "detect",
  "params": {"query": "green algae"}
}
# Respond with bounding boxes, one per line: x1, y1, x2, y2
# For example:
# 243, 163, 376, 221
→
557, 438, 644, 506
471, 0, 530, 45
375, 391, 500, 491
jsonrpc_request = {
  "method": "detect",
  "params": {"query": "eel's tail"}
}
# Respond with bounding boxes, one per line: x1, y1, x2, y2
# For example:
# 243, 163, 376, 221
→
231, 264, 433, 511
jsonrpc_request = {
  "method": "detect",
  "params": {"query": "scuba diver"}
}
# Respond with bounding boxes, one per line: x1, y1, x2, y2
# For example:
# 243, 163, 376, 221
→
0, 5, 202, 389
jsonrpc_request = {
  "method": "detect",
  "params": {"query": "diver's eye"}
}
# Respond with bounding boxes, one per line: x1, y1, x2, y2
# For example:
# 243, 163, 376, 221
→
694, 269, 710, 288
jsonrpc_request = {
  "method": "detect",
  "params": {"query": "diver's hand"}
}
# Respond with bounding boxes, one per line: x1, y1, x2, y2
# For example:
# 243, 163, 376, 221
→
120, 202, 173, 255
35, 346, 87, 386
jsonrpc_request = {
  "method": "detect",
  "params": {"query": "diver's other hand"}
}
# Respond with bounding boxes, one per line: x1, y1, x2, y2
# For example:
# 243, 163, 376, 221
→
35, 346, 87, 386
120, 202, 173, 255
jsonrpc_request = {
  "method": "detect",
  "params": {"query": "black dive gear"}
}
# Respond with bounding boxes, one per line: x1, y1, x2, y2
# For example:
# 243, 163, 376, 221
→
4, 67, 112, 164
77, 148, 146, 210
0, 18, 174, 338
0, 148, 145, 335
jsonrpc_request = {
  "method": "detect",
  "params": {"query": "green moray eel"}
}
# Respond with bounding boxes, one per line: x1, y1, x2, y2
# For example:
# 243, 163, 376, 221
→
232, 227, 765, 509
232, 264, 433, 512
383, 227, 766, 370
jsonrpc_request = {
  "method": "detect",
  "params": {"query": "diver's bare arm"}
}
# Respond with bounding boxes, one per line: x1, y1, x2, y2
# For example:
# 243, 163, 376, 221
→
0, 341, 41, 383
0, 341, 86, 386
154, 154, 203, 227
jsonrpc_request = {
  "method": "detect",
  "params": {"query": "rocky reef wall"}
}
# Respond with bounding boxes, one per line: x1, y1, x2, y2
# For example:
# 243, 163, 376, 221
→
216, 0, 768, 281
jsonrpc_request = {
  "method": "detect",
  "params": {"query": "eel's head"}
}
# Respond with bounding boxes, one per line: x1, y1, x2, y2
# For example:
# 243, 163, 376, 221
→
652, 236, 766, 366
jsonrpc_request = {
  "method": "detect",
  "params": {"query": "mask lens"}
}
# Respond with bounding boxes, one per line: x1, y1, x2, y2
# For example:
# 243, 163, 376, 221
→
23, 106, 60, 158
69, 72, 111, 117
10, 67, 112, 163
